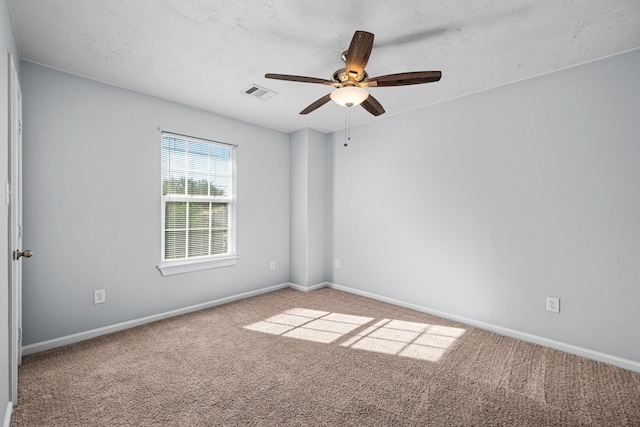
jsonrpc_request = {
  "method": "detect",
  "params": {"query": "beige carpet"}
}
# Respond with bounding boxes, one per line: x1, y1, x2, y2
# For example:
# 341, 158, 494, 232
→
12, 288, 640, 426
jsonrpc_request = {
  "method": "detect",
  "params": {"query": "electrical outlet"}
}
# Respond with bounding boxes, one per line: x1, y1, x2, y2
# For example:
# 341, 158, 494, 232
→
270, 261, 276, 271
94, 289, 106, 305
546, 296, 559, 313
335, 259, 340, 268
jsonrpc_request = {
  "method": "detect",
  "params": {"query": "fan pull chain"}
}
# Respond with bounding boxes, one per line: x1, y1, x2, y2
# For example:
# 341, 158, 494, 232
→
344, 107, 351, 147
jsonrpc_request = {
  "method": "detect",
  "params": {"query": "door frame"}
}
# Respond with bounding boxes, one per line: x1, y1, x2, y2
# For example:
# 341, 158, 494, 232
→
8, 52, 23, 405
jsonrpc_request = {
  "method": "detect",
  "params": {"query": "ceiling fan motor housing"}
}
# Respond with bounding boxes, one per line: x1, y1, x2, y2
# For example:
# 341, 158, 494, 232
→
332, 68, 369, 87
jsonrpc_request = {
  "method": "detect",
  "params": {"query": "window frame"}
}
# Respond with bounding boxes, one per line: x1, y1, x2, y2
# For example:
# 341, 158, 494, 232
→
158, 131, 238, 276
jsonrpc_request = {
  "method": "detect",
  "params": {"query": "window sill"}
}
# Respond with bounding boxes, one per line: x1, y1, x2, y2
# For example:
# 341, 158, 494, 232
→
157, 256, 239, 276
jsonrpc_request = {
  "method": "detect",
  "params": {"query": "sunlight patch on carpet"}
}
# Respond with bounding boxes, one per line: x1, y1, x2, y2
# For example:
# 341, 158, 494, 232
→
244, 308, 465, 362
243, 308, 372, 343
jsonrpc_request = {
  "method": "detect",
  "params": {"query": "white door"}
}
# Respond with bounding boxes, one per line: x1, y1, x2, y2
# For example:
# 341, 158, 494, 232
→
9, 53, 29, 405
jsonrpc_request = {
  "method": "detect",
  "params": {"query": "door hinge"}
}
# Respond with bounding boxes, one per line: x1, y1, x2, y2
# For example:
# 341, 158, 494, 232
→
18, 327, 22, 343
4, 182, 9, 205
18, 119, 22, 135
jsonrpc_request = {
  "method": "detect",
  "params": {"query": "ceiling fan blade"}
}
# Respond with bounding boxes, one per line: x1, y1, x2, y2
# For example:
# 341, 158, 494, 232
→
344, 31, 374, 81
360, 94, 385, 116
364, 71, 442, 87
300, 94, 332, 115
265, 73, 337, 86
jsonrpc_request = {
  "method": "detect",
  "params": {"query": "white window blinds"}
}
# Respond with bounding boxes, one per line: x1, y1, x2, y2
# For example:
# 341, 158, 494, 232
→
161, 132, 235, 263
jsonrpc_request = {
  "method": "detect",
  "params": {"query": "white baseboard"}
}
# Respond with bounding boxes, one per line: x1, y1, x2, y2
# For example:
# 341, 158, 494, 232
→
3, 402, 12, 427
22, 282, 292, 356
325, 282, 640, 373
21, 280, 640, 374
288, 282, 329, 292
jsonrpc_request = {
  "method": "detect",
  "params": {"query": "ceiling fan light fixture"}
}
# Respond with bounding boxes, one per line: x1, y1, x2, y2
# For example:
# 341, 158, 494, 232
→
330, 86, 369, 107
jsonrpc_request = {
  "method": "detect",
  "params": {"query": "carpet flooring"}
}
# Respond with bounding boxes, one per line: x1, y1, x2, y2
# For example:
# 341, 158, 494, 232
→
11, 288, 640, 426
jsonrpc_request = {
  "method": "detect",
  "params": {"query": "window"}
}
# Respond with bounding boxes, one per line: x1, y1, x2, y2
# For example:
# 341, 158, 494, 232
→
158, 132, 237, 276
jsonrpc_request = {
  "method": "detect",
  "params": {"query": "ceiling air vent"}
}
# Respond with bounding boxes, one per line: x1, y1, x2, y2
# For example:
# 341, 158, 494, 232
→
242, 84, 277, 101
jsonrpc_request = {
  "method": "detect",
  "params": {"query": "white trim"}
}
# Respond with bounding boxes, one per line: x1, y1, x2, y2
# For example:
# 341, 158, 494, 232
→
288, 282, 329, 292
325, 283, 640, 373
21, 280, 640, 373
160, 130, 238, 148
8, 53, 23, 405
3, 402, 12, 427
160, 133, 237, 268
157, 255, 239, 276
23, 282, 290, 355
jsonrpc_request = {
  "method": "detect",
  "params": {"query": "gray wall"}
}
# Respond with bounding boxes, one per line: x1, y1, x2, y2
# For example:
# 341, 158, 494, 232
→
1, 0, 20, 409
306, 129, 328, 286
290, 128, 328, 286
330, 49, 640, 363
21, 61, 291, 345
289, 129, 308, 285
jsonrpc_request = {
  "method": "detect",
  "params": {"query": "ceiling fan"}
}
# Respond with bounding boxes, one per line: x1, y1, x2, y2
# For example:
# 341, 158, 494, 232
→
265, 30, 442, 116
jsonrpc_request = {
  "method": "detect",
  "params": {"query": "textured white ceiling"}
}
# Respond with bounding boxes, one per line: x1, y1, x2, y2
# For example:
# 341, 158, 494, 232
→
8, 0, 640, 133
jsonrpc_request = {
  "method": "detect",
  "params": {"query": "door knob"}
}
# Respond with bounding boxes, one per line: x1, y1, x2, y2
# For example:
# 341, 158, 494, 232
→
14, 249, 33, 260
